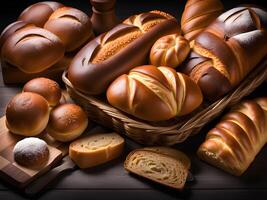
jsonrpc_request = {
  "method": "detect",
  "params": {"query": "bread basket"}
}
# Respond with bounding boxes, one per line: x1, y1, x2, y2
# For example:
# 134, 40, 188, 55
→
62, 57, 267, 146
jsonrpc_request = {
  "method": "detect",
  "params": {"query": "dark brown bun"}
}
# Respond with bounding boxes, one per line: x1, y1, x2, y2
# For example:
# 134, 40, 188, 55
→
6, 92, 50, 136
44, 7, 94, 52
18, 1, 64, 27
13, 137, 49, 168
23, 77, 62, 106
47, 104, 88, 142
1, 26, 65, 73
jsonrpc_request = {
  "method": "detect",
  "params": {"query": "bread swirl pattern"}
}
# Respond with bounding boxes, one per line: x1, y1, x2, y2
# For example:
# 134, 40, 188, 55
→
124, 149, 188, 190
68, 11, 180, 95
107, 65, 203, 121
182, 6, 267, 100
198, 98, 267, 176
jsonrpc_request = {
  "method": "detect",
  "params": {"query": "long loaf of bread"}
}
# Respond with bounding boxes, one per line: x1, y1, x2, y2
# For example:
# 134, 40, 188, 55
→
181, 0, 224, 42
198, 98, 267, 176
68, 11, 180, 95
107, 65, 203, 121
182, 6, 267, 101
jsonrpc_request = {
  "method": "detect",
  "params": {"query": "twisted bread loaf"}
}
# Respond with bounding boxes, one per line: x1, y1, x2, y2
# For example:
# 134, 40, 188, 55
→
149, 34, 190, 68
182, 6, 267, 101
107, 65, 203, 121
181, 0, 224, 42
124, 149, 189, 190
198, 98, 267, 176
68, 11, 180, 95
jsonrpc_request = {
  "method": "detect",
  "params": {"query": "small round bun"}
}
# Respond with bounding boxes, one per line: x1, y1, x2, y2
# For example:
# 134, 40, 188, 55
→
13, 137, 49, 168
23, 77, 62, 106
6, 92, 50, 136
47, 104, 88, 142
150, 34, 190, 68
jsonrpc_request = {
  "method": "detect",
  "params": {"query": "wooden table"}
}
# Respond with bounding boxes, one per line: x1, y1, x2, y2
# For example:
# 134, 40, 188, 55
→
1, 0, 267, 199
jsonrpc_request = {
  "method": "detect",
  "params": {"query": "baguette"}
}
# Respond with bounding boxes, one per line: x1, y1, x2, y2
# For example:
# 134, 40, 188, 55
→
69, 133, 125, 168
197, 98, 267, 176
124, 149, 189, 190
68, 10, 180, 95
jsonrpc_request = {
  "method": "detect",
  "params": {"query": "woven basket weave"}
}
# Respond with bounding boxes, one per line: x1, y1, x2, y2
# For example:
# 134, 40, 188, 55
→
63, 58, 267, 146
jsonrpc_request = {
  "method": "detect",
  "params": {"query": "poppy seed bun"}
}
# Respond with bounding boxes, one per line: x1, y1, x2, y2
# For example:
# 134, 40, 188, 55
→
6, 92, 50, 136
23, 77, 62, 106
47, 104, 88, 142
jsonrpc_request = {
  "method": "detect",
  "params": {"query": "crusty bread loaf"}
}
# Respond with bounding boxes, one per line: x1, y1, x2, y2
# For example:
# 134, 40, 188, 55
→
124, 149, 189, 190
182, 6, 267, 101
18, 1, 64, 27
181, 0, 224, 42
107, 65, 203, 121
143, 147, 191, 170
44, 7, 94, 52
198, 98, 267, 176
69, 133, 125, 168
1, 26, 65, 73
68, 10, 180, 95
0, 2, 94, 84
150, 34, 190, 68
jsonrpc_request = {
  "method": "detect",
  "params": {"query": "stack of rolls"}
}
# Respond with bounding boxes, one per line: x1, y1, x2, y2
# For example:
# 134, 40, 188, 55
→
0, 1, 94, 84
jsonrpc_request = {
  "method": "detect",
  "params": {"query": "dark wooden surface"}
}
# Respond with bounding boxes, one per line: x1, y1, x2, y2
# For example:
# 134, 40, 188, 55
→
0, 0, 267, 199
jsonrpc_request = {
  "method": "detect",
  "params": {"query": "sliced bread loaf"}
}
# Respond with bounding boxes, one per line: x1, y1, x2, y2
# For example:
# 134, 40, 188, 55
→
124, 149, 189, 190
69, 132, 125, 168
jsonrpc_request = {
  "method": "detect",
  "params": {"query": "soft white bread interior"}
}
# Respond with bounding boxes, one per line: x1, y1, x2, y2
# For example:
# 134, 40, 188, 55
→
69, 133, 125, 168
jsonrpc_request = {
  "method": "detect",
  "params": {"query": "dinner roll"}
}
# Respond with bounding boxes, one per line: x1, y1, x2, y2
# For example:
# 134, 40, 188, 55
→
23, 77, 62, 106
6, 92, 50, 136
13, 137, 49, 168
47, 104, 88, 142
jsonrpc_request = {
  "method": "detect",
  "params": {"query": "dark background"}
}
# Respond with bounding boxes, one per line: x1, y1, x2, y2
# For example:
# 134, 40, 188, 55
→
0, 0, 266, 31
0, 0, 267, 200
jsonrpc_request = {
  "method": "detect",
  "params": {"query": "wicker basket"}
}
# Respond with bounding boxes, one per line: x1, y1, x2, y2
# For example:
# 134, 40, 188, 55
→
63, 58, 267, 146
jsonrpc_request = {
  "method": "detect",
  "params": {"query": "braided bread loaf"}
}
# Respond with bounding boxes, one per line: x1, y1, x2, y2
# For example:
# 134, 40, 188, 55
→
68, 11, 180, 95
181, 0, 224, 42
107, 65, 203, 121
149, 34, 190, 68
182, 6, 267, 101
198, 98, 267, 176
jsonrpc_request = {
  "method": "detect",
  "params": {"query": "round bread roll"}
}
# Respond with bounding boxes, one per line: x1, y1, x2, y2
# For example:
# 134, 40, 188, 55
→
150, 34, 190, 68
6, 92, 50, 136
47, 104, 88, 142
18, 1, 64, 27
1, 26, 65, 73
13, 137, 49, 168
23, 78, 62, 106
0, 21, 34, 50
44, 7, 94, 52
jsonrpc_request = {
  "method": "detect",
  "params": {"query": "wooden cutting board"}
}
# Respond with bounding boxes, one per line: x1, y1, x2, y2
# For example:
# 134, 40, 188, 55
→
0, 116, 69, 188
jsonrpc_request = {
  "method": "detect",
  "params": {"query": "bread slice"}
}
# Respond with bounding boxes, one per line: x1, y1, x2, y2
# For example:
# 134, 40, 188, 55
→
124, 149, 188, 190
143, 146, 191, 169
69, 133, 125, 168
